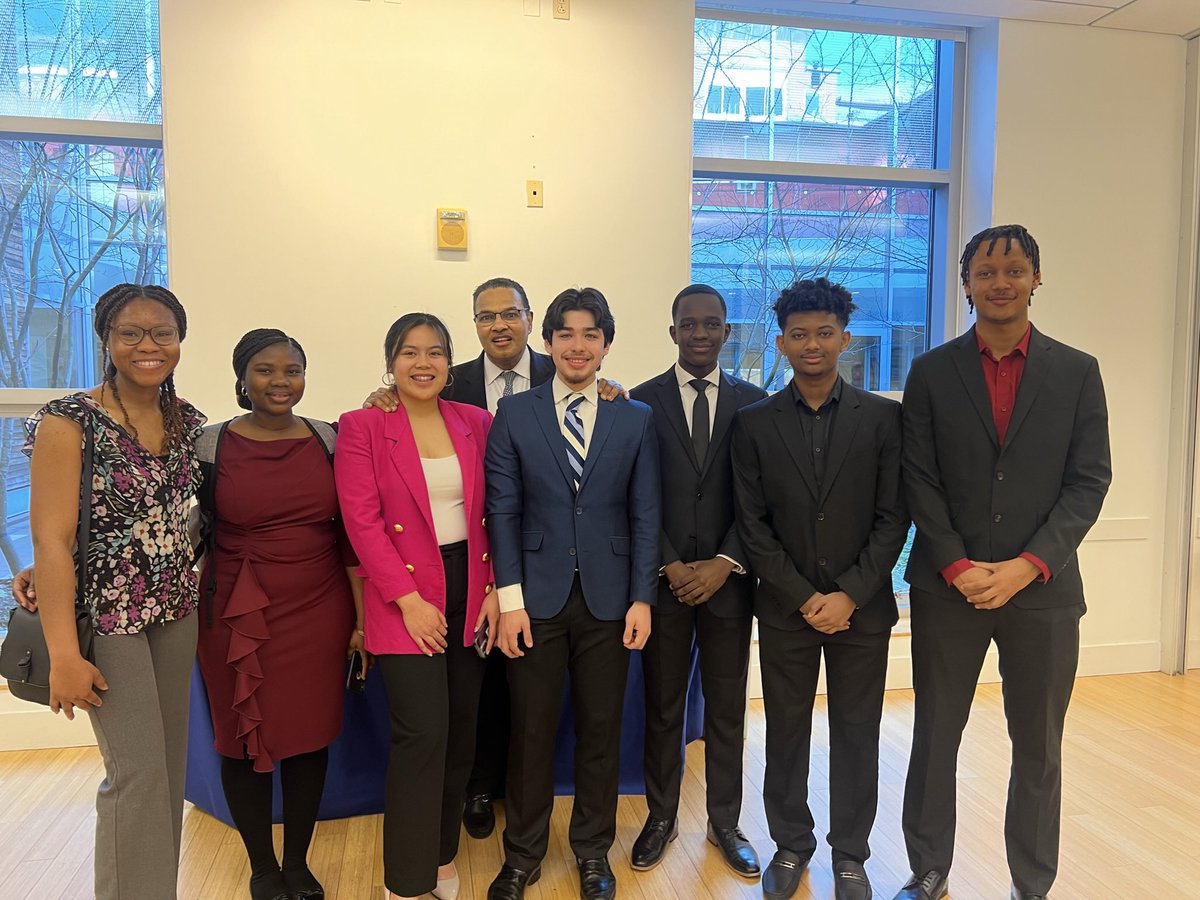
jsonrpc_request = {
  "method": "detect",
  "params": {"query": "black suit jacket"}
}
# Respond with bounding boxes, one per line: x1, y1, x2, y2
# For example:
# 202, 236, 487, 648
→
732, 382, 908, 634
901, 325, 1111, 609
441, 349, 555, 410
630, 367, 767, 619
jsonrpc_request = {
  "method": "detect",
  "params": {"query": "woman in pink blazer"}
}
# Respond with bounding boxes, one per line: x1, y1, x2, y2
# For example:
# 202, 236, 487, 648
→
335, 312, 499, 900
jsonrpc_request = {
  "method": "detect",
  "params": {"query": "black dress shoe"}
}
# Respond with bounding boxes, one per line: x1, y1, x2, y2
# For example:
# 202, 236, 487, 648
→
762, 849, 810, 900
706, 822, 762, 878
281, 864, 324, 899
486, 863, 541, 900
577, 856, 617, 900
892, 870, 948, 900
834, 860, 872, 900
631, 816, 678, 870
1010, 886, 1048, 900
463, 793, 496, 839
248, 868, 291, 900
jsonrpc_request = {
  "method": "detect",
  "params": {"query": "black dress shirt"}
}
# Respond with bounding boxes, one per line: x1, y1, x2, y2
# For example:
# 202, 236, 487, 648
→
791, 376, 843, 489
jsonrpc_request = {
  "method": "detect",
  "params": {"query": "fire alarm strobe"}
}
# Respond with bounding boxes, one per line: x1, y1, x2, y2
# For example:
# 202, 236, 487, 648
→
437, 208, 468, 250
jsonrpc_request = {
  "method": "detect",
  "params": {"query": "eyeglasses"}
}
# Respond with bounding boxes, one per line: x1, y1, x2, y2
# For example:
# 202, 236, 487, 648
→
112, 326, 180, 346
473, 308, 528, 326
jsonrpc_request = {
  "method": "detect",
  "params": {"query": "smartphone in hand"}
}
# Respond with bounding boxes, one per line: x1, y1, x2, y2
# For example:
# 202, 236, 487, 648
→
346, 650, 367, 693
473, 620, 490, 659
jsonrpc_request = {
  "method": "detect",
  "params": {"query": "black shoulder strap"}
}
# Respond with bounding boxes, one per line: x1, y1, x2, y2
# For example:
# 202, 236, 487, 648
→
299, 417, 337, 463
76, 416, 94, 613
198, 421, 231, 628
196, 421, 231, 520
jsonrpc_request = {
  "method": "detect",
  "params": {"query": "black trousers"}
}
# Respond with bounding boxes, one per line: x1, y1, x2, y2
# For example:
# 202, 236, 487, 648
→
503, 577, 630, 869
902, 588, 1081, 895
466, 647, 510, 798
759, 621, 889, 864
642, 601, 752, 828
376, 542, 485, 896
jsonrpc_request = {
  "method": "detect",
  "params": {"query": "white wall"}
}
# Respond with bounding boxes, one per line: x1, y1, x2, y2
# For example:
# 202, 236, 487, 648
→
159, 0, 695, 423
158, 5, 1185, 684
959, 19, 1186, 679
6, 6, 1191, 749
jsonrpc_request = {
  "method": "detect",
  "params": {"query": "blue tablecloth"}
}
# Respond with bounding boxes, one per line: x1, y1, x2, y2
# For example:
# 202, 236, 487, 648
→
185, 647, 705, 825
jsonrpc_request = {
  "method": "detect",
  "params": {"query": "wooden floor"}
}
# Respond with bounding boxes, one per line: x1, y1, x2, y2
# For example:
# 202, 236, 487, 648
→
1, 671, 1197, 899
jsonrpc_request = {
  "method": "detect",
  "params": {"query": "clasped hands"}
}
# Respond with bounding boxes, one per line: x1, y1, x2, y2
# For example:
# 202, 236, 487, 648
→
396, 587, 499, 656
664, 558, 734, 607
952, 557, 1039, 609
801, 590, 856, 634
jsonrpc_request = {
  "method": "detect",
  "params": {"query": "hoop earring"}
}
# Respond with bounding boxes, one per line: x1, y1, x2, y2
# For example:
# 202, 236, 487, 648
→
382, 372, 395, 386
445, 371, 455, 387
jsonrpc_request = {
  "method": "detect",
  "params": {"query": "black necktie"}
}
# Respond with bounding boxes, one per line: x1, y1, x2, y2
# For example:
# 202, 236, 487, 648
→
689, 378, 710, 467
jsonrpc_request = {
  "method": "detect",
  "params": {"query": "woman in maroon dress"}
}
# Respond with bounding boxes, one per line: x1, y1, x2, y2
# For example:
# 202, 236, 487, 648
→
195, 328, 364, 900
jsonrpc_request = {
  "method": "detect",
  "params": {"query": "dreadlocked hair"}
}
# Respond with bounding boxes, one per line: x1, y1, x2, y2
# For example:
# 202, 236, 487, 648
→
231, 328, 307, 410
959, 225, 1041, 312
94, 283, 188, 450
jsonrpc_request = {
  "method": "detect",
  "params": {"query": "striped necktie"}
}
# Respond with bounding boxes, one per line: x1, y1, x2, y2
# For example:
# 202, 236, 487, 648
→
563, 394, 586, 492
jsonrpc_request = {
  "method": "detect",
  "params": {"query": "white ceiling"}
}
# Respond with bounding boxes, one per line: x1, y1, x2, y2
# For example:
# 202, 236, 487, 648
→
710, 0, 1200, 38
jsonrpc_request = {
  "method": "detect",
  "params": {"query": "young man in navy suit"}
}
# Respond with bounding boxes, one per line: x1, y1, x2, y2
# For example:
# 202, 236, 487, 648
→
733, 278, 908, 900
484, 288, 660, 900
628, 284, 766, 879
895, 225, 1110, 900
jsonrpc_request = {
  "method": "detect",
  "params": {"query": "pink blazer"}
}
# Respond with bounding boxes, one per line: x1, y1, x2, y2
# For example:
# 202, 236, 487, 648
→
335, 400, 493, 655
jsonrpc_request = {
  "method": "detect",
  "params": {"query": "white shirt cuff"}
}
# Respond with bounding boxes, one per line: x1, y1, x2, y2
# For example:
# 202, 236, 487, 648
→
717, 554, 746, 575
497, 583, 525, 613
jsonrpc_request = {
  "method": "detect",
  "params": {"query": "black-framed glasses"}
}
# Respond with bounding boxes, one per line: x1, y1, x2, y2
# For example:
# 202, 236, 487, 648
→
473, 308, 528, 326
112, 325, 180, 346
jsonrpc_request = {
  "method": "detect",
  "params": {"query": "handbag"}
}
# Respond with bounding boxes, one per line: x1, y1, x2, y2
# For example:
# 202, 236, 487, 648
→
0, 417, 97, 705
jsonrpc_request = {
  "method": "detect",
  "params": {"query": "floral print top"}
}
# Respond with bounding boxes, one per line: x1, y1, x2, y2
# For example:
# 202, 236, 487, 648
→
23, 392, 207, 635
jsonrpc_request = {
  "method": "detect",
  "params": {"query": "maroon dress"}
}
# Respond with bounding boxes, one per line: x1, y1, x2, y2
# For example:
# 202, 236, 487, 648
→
196, 432, 355, 772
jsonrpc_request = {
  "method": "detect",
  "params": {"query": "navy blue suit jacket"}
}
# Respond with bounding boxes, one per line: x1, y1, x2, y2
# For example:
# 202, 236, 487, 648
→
484, 379, 662, 621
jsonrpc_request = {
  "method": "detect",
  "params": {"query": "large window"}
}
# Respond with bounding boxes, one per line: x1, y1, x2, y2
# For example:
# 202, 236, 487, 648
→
0, 0, 166, 634
692, 16, 958, 393
692, 15, 963, 608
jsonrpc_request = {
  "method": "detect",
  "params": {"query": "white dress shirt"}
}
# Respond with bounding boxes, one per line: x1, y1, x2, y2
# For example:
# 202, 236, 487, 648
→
498, 376, 599, 614
670, 363, 744, 576
483, 347, 532, 414
674, 362, 721, 438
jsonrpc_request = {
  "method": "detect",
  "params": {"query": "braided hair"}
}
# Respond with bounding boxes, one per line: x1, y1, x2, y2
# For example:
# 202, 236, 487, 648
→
94, 283, 188, 449
231, 328, 307, 410
959, 225, 1041, 312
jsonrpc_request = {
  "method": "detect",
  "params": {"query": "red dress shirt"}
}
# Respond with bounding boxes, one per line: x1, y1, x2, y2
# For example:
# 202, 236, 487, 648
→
940, 326, 1051, 586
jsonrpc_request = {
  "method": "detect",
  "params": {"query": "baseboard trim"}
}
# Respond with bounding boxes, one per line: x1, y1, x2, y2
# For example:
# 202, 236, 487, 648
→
0, 688, 97, 751
749, 636, 1163, 698
2, 640, 1166, 748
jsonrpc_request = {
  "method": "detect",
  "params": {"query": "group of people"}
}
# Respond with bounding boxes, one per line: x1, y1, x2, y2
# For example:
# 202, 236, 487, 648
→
15, 222, 1110, 900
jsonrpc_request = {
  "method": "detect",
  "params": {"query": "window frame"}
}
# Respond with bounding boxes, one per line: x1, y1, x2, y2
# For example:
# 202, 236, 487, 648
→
0, 116, 165, 410
0, 12, 168, 650
693, 8, 966, 363
693, 11, 968, 623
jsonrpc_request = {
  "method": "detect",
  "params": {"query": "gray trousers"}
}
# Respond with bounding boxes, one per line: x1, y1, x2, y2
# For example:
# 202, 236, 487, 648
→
87, 613, 198, 900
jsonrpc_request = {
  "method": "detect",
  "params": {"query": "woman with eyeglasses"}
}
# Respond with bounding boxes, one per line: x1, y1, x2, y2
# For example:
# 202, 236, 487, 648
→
335, 312, 499, 900
21, 284, 204, 900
